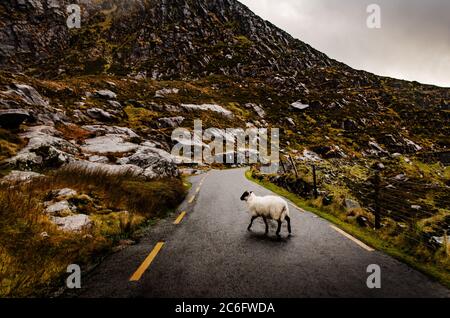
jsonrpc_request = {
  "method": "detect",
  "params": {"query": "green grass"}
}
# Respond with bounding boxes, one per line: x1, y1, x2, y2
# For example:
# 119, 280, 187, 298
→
245, 169, 450, 289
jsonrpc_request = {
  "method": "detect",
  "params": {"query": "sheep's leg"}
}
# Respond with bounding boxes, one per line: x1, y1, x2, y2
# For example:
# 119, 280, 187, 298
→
285, 216, 292, 235
262, 216, 269, 235
276, 220, 282, 237
247, 216, 258, 231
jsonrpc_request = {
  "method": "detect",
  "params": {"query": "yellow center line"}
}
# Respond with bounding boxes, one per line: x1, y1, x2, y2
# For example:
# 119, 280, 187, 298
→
173, 211, 187, 225
129, 242, 165, 282
330, 225, 374, 252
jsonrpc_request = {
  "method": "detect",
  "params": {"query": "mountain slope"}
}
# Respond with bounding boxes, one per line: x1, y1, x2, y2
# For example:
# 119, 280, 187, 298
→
1, 0, 448, 152
2, 0, 338, 78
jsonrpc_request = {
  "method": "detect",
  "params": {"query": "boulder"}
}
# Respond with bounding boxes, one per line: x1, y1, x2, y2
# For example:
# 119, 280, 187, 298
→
296, 149, 322, 162
107, 100, 122, 109
368, 141, 388, 156
245, 103, 266, 118
286, 117, 295, 127
81, 135, 139, 154
117, 145, 178, 178
394, 174, 406, 181
72, 110, 90, 123
88, 155, 110, 163
2, 84, 48, 107
94, 89, 117, 99
5, 126, 78, 169
1, 170, 43, 183
82, 125, 139, 139
158, 116, 185, 128
0, 109, 30, 129
180, 103, 233, 118
404, 138, 422, 152
86, 108, 114, 122
45, 200, 74, 215
378, 134, 422, 154
310, 145, 346, 159
345, 198, 361, 210
291, 101, 309, 110
55, 188, 77, 198
17, 0, 45, 11
155, 88, 179, 98
432, 235, 450, 245
51, 214, 92, 232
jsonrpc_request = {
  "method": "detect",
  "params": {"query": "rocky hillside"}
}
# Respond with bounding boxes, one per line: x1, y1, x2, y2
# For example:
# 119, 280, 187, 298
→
1, 0, 448, 153
2, 0, 337, 77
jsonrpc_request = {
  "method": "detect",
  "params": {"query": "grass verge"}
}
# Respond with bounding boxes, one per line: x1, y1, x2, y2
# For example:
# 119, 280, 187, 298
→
0, 166, 187, 297
245, 169, 450, 289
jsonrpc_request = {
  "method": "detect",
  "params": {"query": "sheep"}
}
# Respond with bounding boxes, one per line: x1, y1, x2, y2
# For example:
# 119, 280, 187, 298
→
240, 191, 291, 237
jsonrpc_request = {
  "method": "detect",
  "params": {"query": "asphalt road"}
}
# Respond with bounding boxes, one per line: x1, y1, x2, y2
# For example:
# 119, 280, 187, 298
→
72, 168, 449, 298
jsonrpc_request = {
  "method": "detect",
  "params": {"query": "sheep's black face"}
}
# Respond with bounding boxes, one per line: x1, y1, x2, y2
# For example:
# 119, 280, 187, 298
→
240, 191, 250, 201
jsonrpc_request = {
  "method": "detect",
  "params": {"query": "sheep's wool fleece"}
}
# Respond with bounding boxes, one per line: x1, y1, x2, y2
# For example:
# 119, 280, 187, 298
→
247, 195, 289, 221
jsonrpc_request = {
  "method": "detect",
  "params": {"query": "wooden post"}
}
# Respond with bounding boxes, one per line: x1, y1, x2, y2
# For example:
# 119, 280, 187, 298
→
288, 154, 299, 178
373, 171, 381, 229
312, 164, 318, 199
279, 156, 287, 174
444, 230, 449, 257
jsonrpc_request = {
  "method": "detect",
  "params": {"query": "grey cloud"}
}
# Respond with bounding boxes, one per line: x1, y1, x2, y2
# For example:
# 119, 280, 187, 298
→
240, 0, 450, 87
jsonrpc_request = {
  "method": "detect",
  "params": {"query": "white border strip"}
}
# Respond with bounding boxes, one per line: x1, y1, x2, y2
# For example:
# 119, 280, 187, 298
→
330, 225, 375, 252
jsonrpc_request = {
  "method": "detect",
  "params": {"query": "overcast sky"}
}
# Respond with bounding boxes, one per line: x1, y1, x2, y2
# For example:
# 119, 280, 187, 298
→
240, 0, 450, 87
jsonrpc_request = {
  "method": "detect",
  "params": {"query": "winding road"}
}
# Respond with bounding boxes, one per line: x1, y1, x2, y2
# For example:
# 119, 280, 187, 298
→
72, 168, 449, 298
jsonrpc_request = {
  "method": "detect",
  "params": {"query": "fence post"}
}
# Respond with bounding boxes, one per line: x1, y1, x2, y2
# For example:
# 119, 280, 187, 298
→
312, 164, 318, 199
279, 156, 287, 174
373, 171, 381, 229
288, 154, 299, 178
444, 230, 449, 257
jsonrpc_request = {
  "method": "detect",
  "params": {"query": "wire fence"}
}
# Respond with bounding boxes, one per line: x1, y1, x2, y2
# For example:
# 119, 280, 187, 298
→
268, 155, 450, 251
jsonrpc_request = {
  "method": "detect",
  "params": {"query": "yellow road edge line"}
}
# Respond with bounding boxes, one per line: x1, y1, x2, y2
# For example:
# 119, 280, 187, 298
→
129, 242, 165, 282
173, 211, 187, 225
188, 194, 196, 203
330, 225, 374, 252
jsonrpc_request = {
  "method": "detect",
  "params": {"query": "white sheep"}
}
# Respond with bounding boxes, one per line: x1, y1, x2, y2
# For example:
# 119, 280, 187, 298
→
240, 191, 291, 237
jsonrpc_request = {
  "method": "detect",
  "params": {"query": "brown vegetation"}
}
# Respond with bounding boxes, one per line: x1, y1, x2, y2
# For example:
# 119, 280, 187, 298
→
0, 166, 186, 297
